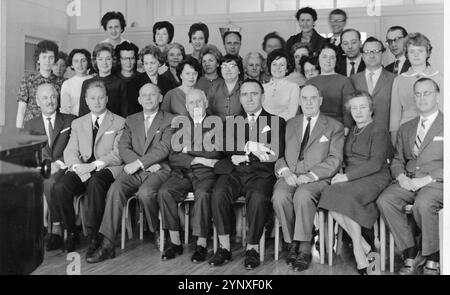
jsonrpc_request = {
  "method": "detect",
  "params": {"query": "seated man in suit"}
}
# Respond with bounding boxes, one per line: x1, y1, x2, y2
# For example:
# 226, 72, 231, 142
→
159, 89, 223, 262
336, 29, 366, 77
23, 83, 76, 251
385, 26, 410, 75
209, 78, 286, 269
377, 77, 443, 275
87, 83, 174, 263
350, 37, 395, 131
53, 80, 125, 252
272, 84, 344, 272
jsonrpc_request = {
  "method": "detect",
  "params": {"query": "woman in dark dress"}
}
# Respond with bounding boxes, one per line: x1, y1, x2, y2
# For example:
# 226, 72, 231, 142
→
318, 92, 393, 275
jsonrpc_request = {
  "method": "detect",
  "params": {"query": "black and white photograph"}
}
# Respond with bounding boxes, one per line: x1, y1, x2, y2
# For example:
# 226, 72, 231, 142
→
0, 0, 448, 281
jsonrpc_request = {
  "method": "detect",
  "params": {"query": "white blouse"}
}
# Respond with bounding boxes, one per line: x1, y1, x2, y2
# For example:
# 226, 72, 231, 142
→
60, 75, 93, 116
262, 78, 300, 121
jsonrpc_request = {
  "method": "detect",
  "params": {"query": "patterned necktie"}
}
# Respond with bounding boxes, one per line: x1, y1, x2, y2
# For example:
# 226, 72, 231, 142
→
47, 117, 54, 145
393, 59, 400, 75
299, 117, 311, 160
413, 118, 427, 156
349, 62, 356, 76
144, 116, 151, 138
249, 114, 256, 132
367, 72, 375, 94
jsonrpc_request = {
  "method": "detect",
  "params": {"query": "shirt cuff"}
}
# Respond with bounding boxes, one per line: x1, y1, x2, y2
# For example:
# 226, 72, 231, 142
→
136, 159, 144, 170
309, 171, 319, 181
55, 160, 67, 169
277, 167, 290, 177
93, 160, 105, 171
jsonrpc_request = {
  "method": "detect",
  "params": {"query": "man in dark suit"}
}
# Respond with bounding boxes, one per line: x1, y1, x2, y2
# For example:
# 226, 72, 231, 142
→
209, 78, 286, 269
385, 26, 410, 75
377, 78, 443, 275
53, 80, 125, 252
336, 28, 366, 77
350, 37, 396, 131
23, 83, 76, 251
87, 83, 174, 263
272, 84, 344, 271
326, 9, 347, 58
159, 89, 223, 262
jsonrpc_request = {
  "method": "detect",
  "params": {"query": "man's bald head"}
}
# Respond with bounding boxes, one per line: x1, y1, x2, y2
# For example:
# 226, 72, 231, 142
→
36, 83, 58, 116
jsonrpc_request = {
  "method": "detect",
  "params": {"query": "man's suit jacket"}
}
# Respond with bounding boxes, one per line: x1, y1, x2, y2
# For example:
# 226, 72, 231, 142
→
64, 110, 125, 178
222, 109, 286, 178
275, 113, 344, 180
24, 112, 76, 163
118, 109, 174, 172
169, 115, 224, 179
350, 69, 396, 130
385, 58, 411, 75
391, 112, 443, 189
336, 57, 366, 77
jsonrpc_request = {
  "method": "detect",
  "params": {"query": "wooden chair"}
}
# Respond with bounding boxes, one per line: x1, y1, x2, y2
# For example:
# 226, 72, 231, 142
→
120, 195, 144, 250
63, 194, 88, 241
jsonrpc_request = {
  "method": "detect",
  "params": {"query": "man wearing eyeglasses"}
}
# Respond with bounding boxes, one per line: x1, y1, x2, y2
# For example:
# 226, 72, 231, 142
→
350, 37, 395, 131
326, 9, 347, 58
336, 28, 366, 77
385, 26, 410, 75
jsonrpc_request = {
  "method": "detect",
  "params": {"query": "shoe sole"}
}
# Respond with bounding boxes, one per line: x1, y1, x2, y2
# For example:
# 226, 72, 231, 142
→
209, 259, 230, 266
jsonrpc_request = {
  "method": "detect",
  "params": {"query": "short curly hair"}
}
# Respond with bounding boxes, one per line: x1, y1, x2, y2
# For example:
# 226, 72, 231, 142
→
262, 31, 286, 52
34, 40, 59, 63
67, 48, 92, 71
295, 7, 318, 22
405, 32, 433, 61
101, 11, 126, 33
139, 44, 164, 65
188, 22, 210, 44
176, 57, 202, 82
115, 41, 139, 72
218, 54, 245, 81
92, 42, 117, 73
152, 21, 175, 44
266, 49, 294, 76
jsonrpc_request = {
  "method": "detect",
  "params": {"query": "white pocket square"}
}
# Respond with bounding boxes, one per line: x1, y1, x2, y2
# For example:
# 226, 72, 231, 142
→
156, 130, 161, 133
104, 130, 115, 135
319, 135, 329, 143
60, 127, 71, 133
433, 136, 443, 141
261, 125, 271, 133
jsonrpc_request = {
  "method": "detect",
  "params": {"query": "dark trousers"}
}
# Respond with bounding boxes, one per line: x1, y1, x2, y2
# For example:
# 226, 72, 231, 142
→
99, 169, 170, 243
43, 169, 66, 224
53, 169, 114, 234
211, 170, 275, 245
159, 170, 216, 238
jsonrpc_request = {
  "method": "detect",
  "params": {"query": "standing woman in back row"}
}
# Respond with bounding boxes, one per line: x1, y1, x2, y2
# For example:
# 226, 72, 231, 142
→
100, 11, 129, 48
187, 22, 209, 63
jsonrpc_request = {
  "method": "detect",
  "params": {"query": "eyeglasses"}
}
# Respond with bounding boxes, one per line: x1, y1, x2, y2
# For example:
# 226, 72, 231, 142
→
329, 19, 345, 24
362, 50, 383, 55
414, 91, 435, 98
121, 57, 136, 62
221, 63, 238, 70
386, 36, 404, 45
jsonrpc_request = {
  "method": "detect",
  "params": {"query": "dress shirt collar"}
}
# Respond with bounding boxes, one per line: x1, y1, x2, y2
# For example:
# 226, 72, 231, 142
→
402, 66, 440, 78
247, 108, 263, 120
193, 114, 207, 125
365, 67, 382, 81
420, 110, 439, 127
91, 111, 107, 126
144, 111, 158, 122
347, 55, 362, 66
42, 112, 56, 124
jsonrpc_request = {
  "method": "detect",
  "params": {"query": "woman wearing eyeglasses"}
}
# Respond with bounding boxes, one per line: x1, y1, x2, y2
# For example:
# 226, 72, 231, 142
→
207, 54, 244, 121
389, 32, 443, 145
262, 49, 299, 121
305, 43, 355, 136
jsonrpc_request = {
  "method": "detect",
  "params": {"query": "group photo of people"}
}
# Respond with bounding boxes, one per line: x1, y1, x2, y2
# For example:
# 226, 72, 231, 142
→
8, 2, 445, 276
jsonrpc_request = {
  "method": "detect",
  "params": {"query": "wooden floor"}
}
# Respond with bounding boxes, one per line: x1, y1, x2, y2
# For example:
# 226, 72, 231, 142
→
32, 233, 399, 275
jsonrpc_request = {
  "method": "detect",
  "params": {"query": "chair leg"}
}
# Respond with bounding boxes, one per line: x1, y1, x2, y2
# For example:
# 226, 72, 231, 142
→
328, 211, 334, 266
374, 220, 380, 250
242, 205, 246, 247
121, 208, 126, 250
125, 200, 133, 240
184, 202, 190, 245
259, 228, 265, 262
159, 211, 164, 252
380, 217, 386, 272
79, 198, 88, 237
319, 211, 325, 264
336, 226, 343, 255
439, 209, 443, 269
213, 225, 218, 253
389, 232, 395, 273
274, 217, 280, 261
139, 203, 144, 241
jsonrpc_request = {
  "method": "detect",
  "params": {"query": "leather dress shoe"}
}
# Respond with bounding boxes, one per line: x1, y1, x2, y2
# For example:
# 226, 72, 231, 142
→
86, 234, 103, 259
191, 245, 208, 263
161, 243, 183, 260
423, 260, 440, 275
398, 253, 426, 275
209, 248, 231, 266
46, 234, 64, 251
86, 242, 115, 264
293, 252, 312, 272
286, 242, 299, 266
244, 249, 260, 269
65, 232, 80, 252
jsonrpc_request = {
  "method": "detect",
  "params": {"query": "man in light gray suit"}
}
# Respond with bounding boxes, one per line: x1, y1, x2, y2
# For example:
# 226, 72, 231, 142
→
377, 78, 443, 275
350, 37, 396, 131
272, 84, 344, 272
87, 83, 174, 263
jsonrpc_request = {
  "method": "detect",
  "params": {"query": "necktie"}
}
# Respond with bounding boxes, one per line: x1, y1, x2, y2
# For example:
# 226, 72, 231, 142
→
349, 62, 356, 76
393, 59, 400, 75
47, 117, 54, 145
331, 37, 336, 45
93, 116, 99, 144
144, 116, 151, 138
413, 118, 427, 156
249, 114, 256, 132
299, 117, 311, 160
367, 72, 375, 94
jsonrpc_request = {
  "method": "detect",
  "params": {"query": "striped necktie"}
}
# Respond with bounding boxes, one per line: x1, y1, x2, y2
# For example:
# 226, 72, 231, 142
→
413, 118, 427, 156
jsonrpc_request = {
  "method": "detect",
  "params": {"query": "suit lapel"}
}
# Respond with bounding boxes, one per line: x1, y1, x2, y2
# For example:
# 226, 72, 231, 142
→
144, 110, 163, 152
357, 73, 369, 93
295, 114, 304, 146
50, 113, 64, 149
372, 70, 388, 96
135, 113, 146, 152
83, 114, 94, 155
95, 111, 113, 146
418, 112, 443, 155
408, 117, 420, 157
305, 115, 326, 151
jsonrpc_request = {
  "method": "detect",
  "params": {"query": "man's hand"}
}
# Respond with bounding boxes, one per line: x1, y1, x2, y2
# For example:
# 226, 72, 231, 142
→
397, 174, 415, 191
191, 157, 218, 168
410, 176, 433, 191
281, 169, 297, 187
297, 174, 314, 185
331, 173, 348, 184
73, 163, 96, 176
124, 160, 142, 175
246, 141, 275, 158
231, 155, 248, 166
146, 164, 161, 173
50, 162, 61, 175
